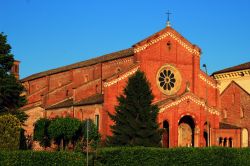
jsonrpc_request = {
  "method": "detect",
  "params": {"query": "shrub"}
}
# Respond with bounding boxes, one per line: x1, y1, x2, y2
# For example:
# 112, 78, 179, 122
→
0, 114, 21, 150
48, 117, 81, 150
95, 147, 250, 166
0, 151, 86, 166
74, 119, 101, 152
81, 119, 101, 149
33, 118, 51, 148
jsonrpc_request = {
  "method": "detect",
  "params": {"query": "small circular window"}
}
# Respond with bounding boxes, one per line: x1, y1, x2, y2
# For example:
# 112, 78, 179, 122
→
156, 64, 182, 95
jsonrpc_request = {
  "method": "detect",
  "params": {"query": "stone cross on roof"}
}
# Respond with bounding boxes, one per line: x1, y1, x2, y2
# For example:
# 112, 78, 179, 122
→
166, 11, 172, 27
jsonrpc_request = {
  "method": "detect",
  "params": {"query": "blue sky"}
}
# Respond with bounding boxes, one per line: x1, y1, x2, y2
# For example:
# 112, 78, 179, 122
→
1, 0, 250, 78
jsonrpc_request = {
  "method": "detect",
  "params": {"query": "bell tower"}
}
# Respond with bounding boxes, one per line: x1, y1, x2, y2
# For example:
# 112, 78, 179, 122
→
11, 60, 20, 79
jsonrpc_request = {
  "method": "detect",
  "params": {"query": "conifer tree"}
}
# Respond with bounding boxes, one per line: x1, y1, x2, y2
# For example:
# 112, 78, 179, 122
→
108, 70, 161, 147
0, 33, 27, 123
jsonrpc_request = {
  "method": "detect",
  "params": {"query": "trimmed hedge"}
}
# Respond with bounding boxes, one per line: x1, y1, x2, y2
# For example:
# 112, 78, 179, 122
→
0, 151, 87, 166
95, 147, 250, 166
1, 147, 250, 165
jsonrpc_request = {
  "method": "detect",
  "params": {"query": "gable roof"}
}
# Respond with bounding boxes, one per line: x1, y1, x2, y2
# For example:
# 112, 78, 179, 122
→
219, 122, 241, 129
21, 48, 134, 82
212, 62, 250, 75
220, 80, 250, 96
156, 91, 220, 115
46, 94, 104, 110
133, 26, 201, 55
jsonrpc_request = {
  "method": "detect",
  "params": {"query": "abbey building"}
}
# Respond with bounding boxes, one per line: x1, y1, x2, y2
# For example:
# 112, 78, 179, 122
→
18, 23, 250, 148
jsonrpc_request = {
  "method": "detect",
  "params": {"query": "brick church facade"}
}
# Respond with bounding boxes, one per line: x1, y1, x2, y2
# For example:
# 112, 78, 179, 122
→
17, 23, 250, 148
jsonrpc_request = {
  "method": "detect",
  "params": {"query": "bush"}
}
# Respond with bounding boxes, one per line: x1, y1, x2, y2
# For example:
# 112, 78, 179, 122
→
0, 114, 21, 150
48, 117, 81, 150
0, 151, 87, 166
95, 147, 250, 166
81, 119, 101, 149
33, 118, 51, 148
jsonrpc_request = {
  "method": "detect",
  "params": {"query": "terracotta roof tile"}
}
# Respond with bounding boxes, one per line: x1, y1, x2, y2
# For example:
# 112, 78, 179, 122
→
45, 94, 104, 110
21, 48, 134, 82
219, 122, 241, 129
74, 94, 103, 106
212, 62, 250, 75
46, 98, 73, 110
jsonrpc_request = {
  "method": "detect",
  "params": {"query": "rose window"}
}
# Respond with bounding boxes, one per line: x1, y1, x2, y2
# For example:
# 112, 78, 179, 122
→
158, 69, 176, 91
156, 64, 182, 95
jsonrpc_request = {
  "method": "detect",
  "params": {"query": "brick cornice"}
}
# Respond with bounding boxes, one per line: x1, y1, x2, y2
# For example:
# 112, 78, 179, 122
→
199, 73, 217, 89
159, 93, 220, 115
213, 69, 250, 81
134, 31, 200, 56
104, 65, 140, 88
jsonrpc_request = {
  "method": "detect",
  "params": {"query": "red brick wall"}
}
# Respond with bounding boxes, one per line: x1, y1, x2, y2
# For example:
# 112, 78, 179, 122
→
74, 79, 101, 102
23, 56, 134, 107
101, 29, 220, 143
221, 82, 250, 146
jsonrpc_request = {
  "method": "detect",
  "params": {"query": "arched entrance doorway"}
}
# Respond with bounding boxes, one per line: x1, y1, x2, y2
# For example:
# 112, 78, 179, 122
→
162, 120, 169, 148
178, 115, 195, 147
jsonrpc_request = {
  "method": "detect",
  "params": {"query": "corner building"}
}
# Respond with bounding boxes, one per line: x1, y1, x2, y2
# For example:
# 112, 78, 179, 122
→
20, 24, 249, 148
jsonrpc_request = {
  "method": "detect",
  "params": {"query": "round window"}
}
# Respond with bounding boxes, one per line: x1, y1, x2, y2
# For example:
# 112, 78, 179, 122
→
156, 64, 182, 95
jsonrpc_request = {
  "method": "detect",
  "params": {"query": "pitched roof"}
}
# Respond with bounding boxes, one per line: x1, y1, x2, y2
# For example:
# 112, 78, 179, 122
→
74, 94, 104, 106
21, 48, 134, 82
46, 98, 73, 110
212, 62, 250, 75
45, 94, 104, 110
220, 80, 250, 96
133, 26, 201, 53
219, 122, 241, 129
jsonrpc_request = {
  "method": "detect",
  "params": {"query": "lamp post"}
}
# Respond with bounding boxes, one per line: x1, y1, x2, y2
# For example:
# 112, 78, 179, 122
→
202, 64, 210, 147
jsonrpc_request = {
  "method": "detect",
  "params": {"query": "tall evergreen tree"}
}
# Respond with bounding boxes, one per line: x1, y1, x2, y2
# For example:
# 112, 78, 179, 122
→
108, 70, 161, 147
0, 33, 27, 123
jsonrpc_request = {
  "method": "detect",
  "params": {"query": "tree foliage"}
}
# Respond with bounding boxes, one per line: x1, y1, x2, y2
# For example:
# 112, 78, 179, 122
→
0, 114, 21, 150
108, 70, 161, 147
81, 119, 101, 149
33, 118, 51, 148
0, 33, 27, 123
48, 117, 81, 150
33, 117, 101, 151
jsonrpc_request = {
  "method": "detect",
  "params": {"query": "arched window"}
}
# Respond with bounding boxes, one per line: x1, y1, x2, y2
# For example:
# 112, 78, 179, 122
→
223, 138, 227, 147
84, 75, 89, 82
223, 109, 227, 119
242, 128, 249, 147
116, 67, 121, 73
219, 137, 223, 146
240, 107, 244, 119
163, 120, 170, 148
95, 115, 100, 131
232, 94, 235, 104
229, 138, 233, 147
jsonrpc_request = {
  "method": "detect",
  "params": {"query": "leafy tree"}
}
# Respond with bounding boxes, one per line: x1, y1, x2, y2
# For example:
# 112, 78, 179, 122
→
0, 114, 21, 150
0, 33, 27, 123
108, 70, 162, 147
48, 117, 81, 150
81, 119, 101, 149
33, 118, 51, 149
19, 128, 28, 150
74, 119, 101, 152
